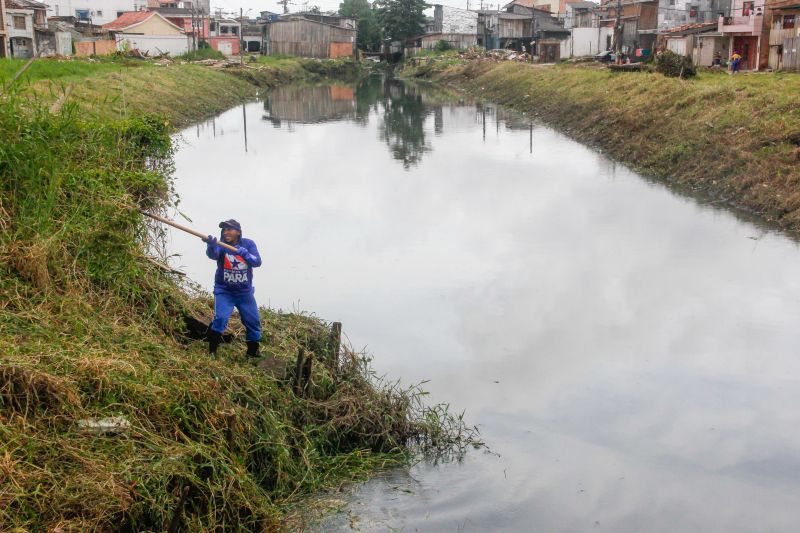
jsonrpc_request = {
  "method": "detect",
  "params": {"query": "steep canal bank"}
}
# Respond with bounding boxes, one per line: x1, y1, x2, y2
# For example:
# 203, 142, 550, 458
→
402, 59, 800, 234
0, 66, 468, 531
0, 56, 361, 127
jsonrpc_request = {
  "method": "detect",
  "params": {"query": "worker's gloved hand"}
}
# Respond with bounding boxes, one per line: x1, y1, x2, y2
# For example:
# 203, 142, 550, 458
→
206, 235, 218, 246
235, 245, 249, 257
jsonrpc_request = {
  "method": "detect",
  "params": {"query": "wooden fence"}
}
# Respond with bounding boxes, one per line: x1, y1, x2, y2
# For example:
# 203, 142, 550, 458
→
783, 36, 800, 71
74, 40, 116, 57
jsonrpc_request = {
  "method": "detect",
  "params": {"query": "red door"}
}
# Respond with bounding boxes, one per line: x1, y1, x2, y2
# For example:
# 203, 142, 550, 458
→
733, 36, 758, 70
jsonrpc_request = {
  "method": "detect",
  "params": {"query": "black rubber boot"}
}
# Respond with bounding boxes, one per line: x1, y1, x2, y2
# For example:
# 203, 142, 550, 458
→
246, 341, 260, 358
208, 330, 222, 356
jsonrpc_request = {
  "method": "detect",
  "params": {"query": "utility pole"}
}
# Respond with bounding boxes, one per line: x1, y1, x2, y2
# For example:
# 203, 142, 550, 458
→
240, 7, 244, 65
191, 5, 197, 52
530, 5, 536, 61
613, 0, 622, 63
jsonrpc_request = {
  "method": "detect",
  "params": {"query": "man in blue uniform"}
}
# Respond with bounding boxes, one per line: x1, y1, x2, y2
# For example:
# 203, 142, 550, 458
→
205, 219, 262, 357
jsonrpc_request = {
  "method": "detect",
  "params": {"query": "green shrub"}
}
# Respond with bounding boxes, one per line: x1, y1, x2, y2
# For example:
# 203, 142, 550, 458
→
178, 47, 225, 61
655, 49, 696, 79
434, 39, 453, 52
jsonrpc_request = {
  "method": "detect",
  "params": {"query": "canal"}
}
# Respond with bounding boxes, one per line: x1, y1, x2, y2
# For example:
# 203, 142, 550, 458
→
169, 76, 800, 532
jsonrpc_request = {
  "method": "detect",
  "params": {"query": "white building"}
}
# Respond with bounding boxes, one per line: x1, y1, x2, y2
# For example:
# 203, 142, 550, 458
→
46, 0, 139, 26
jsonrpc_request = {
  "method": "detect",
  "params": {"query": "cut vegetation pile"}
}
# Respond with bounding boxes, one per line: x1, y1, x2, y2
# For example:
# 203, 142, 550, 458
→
405, 59, 800, 232
0, 65, 474, 531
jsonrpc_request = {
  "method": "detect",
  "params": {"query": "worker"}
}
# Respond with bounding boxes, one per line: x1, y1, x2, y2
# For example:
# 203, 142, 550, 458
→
205, 219, 262, 357
730, 50, 742, 74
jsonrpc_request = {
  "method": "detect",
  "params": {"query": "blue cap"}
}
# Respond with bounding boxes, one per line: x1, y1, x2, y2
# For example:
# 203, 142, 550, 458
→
218, 219, 241, 231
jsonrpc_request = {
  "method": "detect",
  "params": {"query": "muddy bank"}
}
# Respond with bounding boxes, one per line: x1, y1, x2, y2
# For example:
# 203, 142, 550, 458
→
402, 60, 800, 233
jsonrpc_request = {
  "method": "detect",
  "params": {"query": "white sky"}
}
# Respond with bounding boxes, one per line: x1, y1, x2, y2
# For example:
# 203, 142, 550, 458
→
210, 0, 511, 19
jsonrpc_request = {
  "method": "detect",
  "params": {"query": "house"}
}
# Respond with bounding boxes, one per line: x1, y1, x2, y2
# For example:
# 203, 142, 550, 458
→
241, 19, 264, 53
564, 1, 597, 28
660, 21, 728, 64
151, 6, 208, 51
0, 0, 8, 56
48, 16, 115, 56
767, 0, 800, 70
208, 16, 240, 55
45, 0, 139, 26
476, 3, 569, 58
476, 10, 531, 49
103, 10, 188, 56
407, 5, 478, 54
597, 0, 659, 55
147, 0, 208, 15
5, 0, 49, 57
264, 15, 356, 58
504, 0, 563, 17
716, 0, 770, 69
564, 2, 615, 56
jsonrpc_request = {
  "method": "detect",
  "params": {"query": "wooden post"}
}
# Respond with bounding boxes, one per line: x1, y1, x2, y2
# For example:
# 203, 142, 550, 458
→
328, 322, 342, 367
224, 411, 236, 449
301, 353, 313, 394
293, 347, 305, 395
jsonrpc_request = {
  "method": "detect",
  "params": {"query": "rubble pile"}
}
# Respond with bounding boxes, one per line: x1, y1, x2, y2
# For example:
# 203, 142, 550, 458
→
458, 47, 532, 62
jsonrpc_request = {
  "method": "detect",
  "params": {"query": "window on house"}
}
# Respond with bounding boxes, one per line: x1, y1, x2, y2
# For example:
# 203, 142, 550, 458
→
75, 9, 90, 20
96, 10, 102, 16
742, 1, 753, 16
784, 14, 796, 28
210, 21, 217, 31
220, 24, 228, 33
231, 26, 238, 35
13, 15, 26, 29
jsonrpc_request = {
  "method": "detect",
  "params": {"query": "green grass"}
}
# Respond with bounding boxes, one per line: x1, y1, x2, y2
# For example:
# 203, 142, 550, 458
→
0, 56, 142, 84
2, 56, 361, 126
406, 59, 800, 232
0, 59, 472, 531
177, 47, 226, 61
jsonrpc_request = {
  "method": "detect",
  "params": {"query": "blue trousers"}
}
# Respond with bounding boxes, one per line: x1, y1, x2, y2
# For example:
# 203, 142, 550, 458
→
211, 291, 262, 342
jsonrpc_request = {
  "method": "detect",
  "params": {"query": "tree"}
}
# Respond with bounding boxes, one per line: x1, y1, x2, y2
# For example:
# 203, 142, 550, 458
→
339, 0, 382, 52
374, 0, 427, 45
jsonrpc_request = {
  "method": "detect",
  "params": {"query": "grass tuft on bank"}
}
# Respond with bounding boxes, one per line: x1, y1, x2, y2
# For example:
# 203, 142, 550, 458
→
404, 58, 800, 232
0, 62, 474, 531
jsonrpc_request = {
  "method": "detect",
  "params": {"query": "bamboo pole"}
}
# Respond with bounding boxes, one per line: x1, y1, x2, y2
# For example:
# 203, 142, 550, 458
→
140, 210, 239, 253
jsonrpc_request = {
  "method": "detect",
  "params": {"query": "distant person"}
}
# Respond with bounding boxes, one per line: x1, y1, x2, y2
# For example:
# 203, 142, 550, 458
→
713, 50, 722, 67
205, 219, 262, 357
730, 51, 742, 74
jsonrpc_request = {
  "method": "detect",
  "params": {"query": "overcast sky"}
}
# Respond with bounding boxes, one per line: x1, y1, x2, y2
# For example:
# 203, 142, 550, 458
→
210, 0, 510, 19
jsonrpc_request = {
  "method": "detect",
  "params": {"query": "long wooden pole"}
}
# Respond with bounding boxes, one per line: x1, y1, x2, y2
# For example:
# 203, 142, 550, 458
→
140, 210, 239, 253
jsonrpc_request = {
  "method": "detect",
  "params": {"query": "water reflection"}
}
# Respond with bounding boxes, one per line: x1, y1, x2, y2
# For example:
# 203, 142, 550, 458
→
379, 80, 430, 169
260, 77, 534, 169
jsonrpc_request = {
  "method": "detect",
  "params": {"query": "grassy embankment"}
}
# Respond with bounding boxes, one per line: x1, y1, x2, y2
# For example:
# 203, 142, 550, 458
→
0, 55, 360, 126
403, 59, 800, 232
0, 58, 471, 531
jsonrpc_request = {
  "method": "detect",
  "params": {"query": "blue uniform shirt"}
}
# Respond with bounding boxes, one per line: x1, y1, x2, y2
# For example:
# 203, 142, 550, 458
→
206, 233, 262, 294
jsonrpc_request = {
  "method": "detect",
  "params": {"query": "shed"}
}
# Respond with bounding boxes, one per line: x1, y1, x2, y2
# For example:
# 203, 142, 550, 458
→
265, 16, 356, 58
103, 11, 188, 56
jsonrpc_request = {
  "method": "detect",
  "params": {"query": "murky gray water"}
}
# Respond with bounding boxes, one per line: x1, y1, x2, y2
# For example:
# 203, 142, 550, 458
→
169, 77, 800, 532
